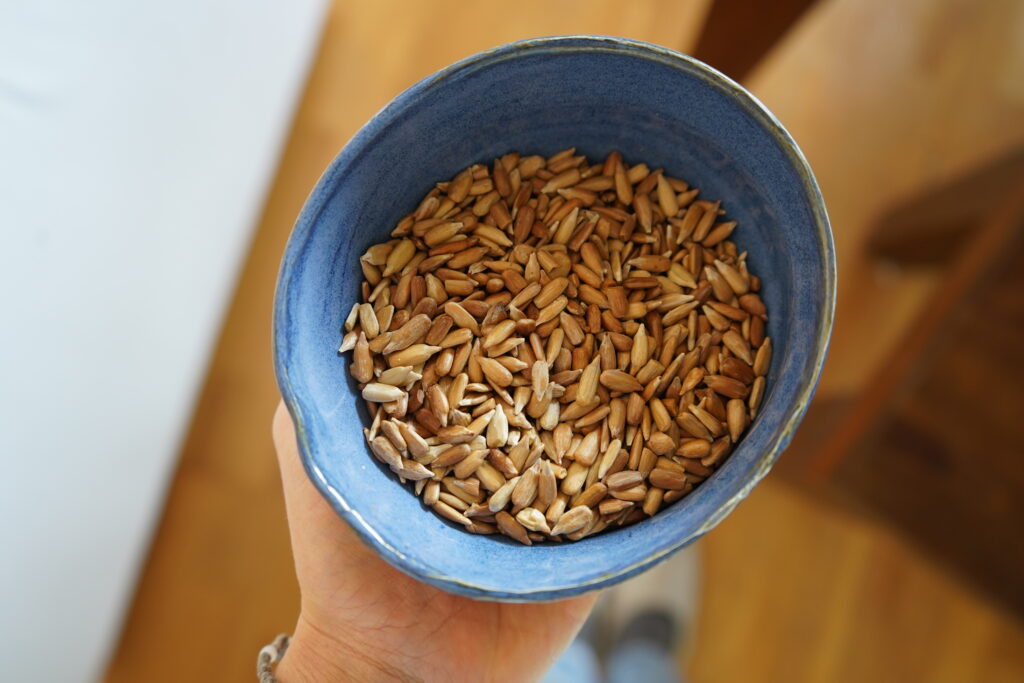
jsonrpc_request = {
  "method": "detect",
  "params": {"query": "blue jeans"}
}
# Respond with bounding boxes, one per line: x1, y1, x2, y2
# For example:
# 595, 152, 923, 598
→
542, 638, 680, 683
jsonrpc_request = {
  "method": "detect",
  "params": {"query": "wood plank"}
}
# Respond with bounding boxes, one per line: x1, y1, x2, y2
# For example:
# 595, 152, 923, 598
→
689, 477, 1024, 683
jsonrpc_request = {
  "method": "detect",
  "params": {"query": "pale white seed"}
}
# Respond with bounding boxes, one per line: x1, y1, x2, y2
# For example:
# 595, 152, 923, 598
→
362, 383, 405, 403
486, 405, 509, 448
516, 508, 552, 534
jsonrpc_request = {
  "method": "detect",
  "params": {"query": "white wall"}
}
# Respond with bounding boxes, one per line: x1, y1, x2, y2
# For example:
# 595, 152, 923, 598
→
0, 2, 326, 680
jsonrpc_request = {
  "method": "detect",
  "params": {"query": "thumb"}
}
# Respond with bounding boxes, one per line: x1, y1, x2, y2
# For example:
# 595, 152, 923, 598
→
272, 400, 316, 510
272, 401, 357, 551
272, 400, 399, 617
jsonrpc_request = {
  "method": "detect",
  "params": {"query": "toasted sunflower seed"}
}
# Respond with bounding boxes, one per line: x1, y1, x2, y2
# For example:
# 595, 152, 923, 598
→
342, 151, 769, 543
495, 510, 531, 545
599, 369, 643, 393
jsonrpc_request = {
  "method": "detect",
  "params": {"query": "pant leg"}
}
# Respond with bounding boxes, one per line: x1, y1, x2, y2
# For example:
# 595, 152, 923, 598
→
606, 641, 682, 683
541, 638, 602, 683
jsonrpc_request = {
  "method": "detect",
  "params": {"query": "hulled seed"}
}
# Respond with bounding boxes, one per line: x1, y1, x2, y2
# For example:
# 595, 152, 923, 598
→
341, 149, 770, 544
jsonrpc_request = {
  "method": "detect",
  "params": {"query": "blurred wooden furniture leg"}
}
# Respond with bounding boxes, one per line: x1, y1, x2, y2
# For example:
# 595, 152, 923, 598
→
801, 148, 1024, 614
692, 0, 818, 80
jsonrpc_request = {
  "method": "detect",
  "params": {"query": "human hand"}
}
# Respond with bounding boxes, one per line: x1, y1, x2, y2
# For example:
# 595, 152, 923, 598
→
272, 402, 597, 682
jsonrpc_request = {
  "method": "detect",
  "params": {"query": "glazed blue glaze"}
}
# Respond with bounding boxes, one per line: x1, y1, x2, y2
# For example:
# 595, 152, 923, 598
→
274, 36, 835, 601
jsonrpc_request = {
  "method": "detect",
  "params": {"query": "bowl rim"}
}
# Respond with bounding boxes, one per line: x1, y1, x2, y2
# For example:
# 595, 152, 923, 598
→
274, 34, 837, 600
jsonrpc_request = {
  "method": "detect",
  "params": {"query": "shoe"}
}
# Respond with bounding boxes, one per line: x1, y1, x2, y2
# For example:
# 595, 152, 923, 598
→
602, 543, 701, 663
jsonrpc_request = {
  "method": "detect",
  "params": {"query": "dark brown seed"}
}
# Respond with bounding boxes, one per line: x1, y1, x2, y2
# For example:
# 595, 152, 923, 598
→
704, 375, 750, 399
721, 356, 755, 384
738, 293, 766, 316
606, 470, 643, 491
599, 498, 634, 516
495, 511, 532, 545
649, 468, 686, 490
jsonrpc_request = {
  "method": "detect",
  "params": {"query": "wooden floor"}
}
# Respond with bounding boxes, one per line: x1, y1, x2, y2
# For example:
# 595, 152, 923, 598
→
105, 1, 1024, 681
692, 478, 1024, 683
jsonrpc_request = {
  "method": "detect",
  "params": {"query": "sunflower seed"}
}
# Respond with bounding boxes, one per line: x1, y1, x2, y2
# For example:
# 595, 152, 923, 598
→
649, 468, 686, 490
488, 476, 520, 513
388, 344, 441, 367
486, 405, 509, 448
704, 375, 750, 399
477, 357, 513, 387
363, 383, 405, 403
495, 510, 532, 545
551, 505, 594, 535
753, 337, 772, 377
599, 370, 643, 393
394, 458, 433, 481
516, 507, 552, 534
351, 332, 374, 383
723, 330, 753, 364
433, 501, 472, 526
341, 151, 769, 543
358, 303, 380, 339
369, 436, 402, 469
575, 482, 608, 509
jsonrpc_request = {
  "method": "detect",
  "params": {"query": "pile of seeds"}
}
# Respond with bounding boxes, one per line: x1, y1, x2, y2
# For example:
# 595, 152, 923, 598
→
338, 148, 771, 544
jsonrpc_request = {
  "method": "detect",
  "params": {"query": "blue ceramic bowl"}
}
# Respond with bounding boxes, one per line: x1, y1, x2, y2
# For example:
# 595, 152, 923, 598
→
274, 36, 835, 601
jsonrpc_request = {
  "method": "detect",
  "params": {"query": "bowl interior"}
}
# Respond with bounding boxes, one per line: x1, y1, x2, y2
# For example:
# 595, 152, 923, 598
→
275, 37, 833, 600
